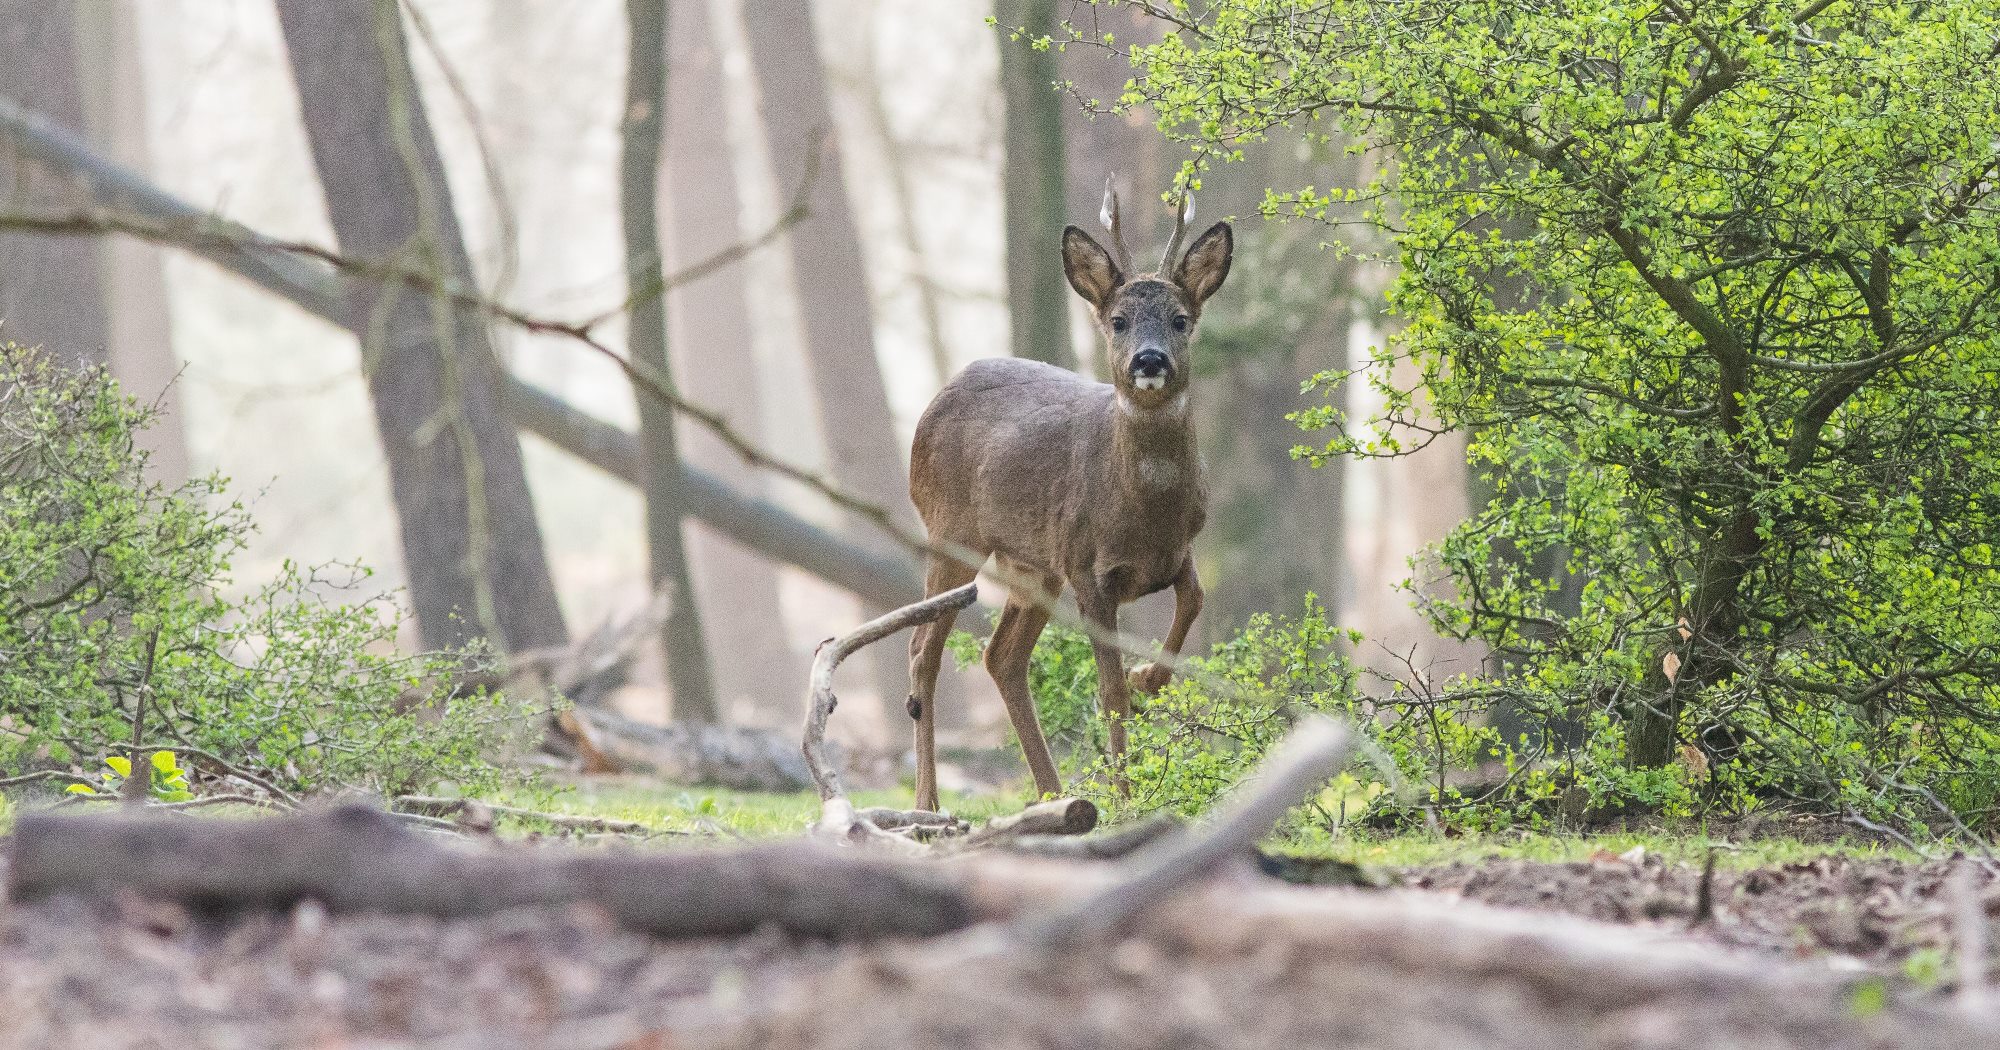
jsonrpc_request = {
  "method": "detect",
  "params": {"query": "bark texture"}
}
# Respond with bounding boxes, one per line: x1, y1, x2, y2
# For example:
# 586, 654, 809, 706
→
665, 0, 803, 723
73, 0, 189, 483
624, 0, 720, 721
275, 0, 567, 653
995, 0, 1076, 370
0, 0, 107, 369
740, 0, 917, 718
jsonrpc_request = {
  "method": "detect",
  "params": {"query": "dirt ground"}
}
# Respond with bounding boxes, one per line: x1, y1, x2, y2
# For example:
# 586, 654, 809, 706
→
1406, 851, 1990, 971
2, 850, 1995, 1049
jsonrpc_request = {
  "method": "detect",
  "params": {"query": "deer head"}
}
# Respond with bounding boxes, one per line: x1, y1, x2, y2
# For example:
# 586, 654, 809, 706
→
1060, 179, 1234, 408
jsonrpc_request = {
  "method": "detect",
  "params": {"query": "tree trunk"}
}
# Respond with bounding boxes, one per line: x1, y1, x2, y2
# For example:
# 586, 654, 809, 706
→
741, 0, 915, 716
995, 0, 1075, 370
274, 0, 568, 654
664, 0, 804, 724
73, 0, 190, 484
1626, 508, 1763, 768
0, 0, 107, 370
624, 0, 720, 723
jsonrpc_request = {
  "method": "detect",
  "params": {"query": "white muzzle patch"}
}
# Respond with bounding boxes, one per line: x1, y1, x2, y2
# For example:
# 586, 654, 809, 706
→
1134, 374, 1166, 391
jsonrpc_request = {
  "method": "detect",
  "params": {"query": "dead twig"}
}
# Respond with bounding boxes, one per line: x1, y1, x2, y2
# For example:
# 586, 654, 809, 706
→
0, 770, 96, 790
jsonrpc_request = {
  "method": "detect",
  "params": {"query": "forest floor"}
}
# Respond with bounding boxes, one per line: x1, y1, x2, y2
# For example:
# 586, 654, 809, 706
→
1, 781, 1994, 1048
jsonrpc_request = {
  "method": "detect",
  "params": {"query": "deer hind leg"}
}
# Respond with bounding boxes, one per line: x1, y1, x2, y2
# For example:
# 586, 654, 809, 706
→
1129, 557, 1203, 695
984, 570, 1063, 799
909, 555, 978, 813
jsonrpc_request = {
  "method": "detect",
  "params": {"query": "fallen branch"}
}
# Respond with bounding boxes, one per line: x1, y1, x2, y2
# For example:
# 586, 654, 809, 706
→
394, 795, 652, 836
803, 581, 977, 804
569, 706, 828, 792
987, 812, 1183, 860
948, 798, 1099, 851
7, 805, 973, 941
853, 807, 971, 835
56, 792, 285, 813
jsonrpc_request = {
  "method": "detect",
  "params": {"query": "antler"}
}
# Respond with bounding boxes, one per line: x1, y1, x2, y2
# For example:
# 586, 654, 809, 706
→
1099, 175, 1134, 275
1159, 191, 1195, 275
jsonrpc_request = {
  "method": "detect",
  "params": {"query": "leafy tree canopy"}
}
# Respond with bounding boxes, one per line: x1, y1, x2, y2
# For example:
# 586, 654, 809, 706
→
1104, 0, 2000, 826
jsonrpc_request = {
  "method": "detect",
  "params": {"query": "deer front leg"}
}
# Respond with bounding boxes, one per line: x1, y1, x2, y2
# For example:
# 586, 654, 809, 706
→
1073, 578, 1134, 797
1129, 557, 1203, 696
985, 593, 1063, 799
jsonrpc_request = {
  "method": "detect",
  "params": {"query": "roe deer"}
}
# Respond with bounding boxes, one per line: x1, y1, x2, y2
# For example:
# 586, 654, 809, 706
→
904, 182, 1233, 810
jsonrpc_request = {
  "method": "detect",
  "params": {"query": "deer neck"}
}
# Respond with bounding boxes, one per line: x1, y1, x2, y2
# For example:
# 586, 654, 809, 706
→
1110, 391, 1199, 498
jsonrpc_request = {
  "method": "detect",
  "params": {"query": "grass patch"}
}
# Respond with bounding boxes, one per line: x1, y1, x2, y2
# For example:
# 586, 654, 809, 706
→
0, 779, 1938, 871
485, 780, 1022, 839
1279, 826, 1931, 870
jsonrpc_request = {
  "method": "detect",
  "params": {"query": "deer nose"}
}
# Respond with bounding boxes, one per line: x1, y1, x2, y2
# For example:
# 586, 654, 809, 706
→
1130, 349, 1171, 389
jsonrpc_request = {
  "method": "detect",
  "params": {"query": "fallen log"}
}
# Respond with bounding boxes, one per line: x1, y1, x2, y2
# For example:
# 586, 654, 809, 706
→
5, 805, 970, 941
566, 706, 829, 792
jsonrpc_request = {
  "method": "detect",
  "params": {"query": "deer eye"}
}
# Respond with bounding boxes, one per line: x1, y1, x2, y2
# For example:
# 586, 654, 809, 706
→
1171, 315, 1190, 333
1109, 316, 1129, 333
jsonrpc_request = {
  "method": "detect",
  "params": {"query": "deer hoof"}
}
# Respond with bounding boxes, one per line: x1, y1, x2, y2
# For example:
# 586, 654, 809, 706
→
1128, 662, 1172, 695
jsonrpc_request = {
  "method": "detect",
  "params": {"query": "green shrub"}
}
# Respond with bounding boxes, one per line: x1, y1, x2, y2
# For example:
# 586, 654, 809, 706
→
0, 346, 546, 799
955, 597, 1502, 829
1110, 0, 2000, 835
948, 613, 1103, 764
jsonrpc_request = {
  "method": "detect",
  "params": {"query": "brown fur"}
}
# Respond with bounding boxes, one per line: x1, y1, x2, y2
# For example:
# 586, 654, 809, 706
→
904, 205, 1234, 809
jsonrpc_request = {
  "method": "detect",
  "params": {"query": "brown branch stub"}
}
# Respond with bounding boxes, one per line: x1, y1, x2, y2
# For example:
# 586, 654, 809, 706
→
990, 812, 1184, 861
953, 798, 1099, 851
803, 582, 978, 803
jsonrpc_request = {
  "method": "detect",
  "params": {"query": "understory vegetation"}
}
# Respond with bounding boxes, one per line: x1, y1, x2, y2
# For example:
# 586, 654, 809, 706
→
0, 347, 546, 801
1008, 0, 2000, 838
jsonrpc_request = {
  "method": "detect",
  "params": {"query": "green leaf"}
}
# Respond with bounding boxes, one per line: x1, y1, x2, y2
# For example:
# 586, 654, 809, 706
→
103, 755, 131, 777
64, 783, 96, 795
150, 750, 178, 773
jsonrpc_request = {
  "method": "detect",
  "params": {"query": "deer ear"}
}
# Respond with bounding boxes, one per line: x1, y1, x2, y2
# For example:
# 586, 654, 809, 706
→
1173, 221, 1233, 309
1061, 225, 1122, 310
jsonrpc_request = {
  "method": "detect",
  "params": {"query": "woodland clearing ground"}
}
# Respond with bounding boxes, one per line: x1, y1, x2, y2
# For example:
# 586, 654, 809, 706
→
0, 840, 1991, 1049
1, 779, 1990, 1048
